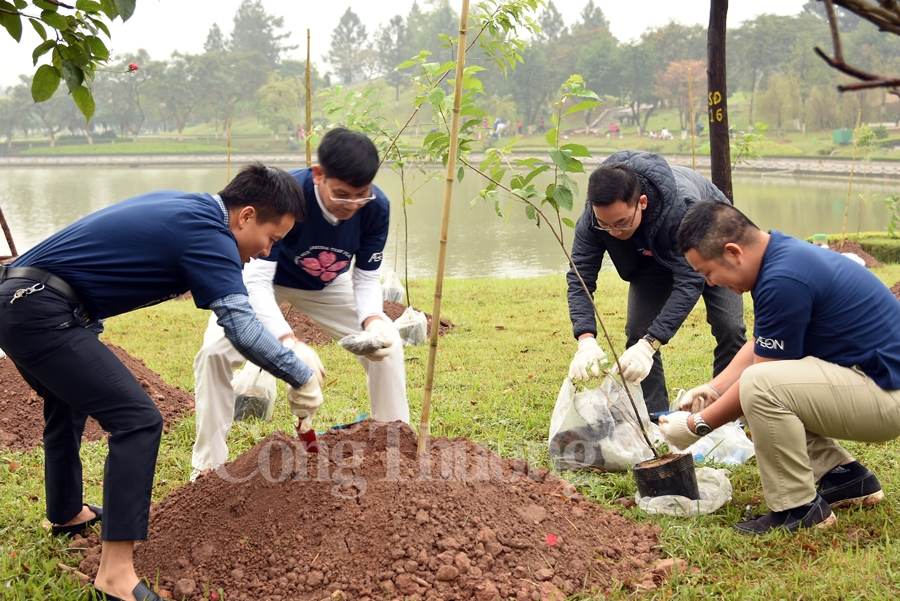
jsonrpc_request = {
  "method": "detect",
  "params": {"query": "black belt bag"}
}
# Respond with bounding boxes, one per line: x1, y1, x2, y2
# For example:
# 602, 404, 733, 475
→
0, 266, 84, 306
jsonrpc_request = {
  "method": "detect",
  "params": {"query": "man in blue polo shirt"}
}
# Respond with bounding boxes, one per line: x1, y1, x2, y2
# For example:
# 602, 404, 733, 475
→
191, 128, 409, 478
0, 163, 316, 601
659, 200, 900, 535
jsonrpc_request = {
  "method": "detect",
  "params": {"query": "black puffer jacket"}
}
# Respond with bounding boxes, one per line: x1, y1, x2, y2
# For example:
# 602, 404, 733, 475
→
567, 151, 730, 343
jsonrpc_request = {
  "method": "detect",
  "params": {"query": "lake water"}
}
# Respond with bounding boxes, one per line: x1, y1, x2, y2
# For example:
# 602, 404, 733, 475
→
0, 165, 895, 277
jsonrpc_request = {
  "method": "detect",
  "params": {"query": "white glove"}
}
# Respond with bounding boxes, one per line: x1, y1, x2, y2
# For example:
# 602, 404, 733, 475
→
658, 411, 701, 451
610, 338, 655, 384
568, 337, 608, 381
285, 339, 325, 387
362, 318, 394, 361
678, 384, 720, 413
287, 375, 323, 433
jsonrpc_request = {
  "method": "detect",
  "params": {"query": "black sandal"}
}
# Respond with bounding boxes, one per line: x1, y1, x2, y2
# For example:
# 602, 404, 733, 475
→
90, 580, 163, 601
51, 503, 102, 537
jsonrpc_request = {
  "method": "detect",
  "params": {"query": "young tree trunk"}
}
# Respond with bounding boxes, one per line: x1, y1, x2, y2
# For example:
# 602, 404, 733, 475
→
640, 102, 657, 134
708, 0, 734, 203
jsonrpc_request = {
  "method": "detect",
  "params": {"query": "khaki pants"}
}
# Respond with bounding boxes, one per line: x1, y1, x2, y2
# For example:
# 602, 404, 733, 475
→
191, 274, 409, 475
740, 356, 900, 511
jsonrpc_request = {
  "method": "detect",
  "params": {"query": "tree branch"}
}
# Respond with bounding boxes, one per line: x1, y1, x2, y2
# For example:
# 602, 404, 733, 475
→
824, 0, 844, 62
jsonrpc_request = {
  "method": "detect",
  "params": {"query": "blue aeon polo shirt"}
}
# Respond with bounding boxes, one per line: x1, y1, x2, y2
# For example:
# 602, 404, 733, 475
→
752, 231, 900, 389
12, 191, 246, 320
264, 168, 389, 290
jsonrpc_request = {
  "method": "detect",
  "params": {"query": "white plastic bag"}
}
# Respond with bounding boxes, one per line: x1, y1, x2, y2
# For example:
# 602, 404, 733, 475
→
636, 467, 733, 517
549, 377, 656, 472
0, 347, 6, 360
392, 305, 428, 346
232, 361, 277, 422
382, 270, 405, 304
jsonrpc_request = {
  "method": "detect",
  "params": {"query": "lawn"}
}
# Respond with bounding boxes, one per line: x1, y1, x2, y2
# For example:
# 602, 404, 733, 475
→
3, 270, 900, 599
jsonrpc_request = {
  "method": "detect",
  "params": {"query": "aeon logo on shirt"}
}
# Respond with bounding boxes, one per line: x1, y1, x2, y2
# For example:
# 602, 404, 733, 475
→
296, 250, 349, 282
756, 337, 785, 351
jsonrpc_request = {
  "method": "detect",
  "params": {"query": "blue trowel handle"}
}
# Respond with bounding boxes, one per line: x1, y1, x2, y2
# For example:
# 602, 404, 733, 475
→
649, 411, 674, 424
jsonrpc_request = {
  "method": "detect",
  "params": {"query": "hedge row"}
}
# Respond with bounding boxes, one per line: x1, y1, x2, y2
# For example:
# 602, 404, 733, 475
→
805, 232, 900, 263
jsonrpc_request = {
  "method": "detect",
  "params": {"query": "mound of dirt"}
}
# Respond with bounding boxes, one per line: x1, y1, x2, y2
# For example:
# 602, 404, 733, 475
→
284, 301, 454, 347
76, 422, 668, 600
827, 240, 882, 268
892, 281, 900, 302
0, 344, 194, 451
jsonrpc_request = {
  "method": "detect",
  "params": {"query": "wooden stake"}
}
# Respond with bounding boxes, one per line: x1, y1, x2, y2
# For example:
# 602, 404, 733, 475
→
306, 29, 312, 168
0, 204, 17, 257
689, 68, 696, 171
840, 109, 863, 251
226, 118, 232, 183
418, 0, 470, 455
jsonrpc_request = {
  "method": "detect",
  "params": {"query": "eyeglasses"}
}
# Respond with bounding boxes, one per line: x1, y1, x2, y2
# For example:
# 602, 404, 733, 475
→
593, 202, 640, 232
323, 178, 376, 206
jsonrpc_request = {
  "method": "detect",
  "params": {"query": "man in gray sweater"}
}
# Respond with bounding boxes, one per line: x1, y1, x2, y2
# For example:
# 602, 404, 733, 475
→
566, 151, 746, 413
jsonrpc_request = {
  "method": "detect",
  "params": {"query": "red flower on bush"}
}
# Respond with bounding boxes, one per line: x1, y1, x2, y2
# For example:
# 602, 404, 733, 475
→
300, 251, 349, 282
128, 63, 139, 72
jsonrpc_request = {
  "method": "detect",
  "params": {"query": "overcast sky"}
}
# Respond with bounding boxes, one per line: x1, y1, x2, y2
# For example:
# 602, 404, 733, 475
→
1, 0, 809, 90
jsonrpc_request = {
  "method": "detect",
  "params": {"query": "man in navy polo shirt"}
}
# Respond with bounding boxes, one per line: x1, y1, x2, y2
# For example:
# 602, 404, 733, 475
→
0, 163, 316, 601
660, 200, 900, 535
191, 128, 410, 478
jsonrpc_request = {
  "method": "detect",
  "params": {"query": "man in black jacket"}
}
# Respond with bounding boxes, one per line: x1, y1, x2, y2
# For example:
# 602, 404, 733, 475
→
566, 151, 746, 413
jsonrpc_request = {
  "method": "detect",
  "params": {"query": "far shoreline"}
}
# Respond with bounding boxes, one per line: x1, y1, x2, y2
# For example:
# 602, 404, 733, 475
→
2, 152, 900, 180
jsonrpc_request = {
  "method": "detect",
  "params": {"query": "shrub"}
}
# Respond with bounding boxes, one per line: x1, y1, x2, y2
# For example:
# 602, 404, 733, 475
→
873, 125, 889, 140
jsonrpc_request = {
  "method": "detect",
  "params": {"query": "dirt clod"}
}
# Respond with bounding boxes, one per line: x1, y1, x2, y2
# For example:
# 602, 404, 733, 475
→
826, 240, 882, 268
75, 422, 664, 599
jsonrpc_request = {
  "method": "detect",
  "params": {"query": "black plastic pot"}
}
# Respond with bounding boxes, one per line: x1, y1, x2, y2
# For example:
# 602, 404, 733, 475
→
633, 453, 700, 500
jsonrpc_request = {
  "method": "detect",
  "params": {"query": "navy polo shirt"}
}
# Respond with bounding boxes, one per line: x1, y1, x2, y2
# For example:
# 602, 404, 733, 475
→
263, 168, 389, 290
752, 231, 900, 389
12, 191, 246, 320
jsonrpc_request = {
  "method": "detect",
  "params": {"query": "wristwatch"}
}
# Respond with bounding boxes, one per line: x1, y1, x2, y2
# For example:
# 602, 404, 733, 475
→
642, 334, 661, 351
692, 413, 712, 436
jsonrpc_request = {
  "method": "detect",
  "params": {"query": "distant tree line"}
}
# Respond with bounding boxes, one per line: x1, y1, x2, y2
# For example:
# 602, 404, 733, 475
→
2, 0, 900, 149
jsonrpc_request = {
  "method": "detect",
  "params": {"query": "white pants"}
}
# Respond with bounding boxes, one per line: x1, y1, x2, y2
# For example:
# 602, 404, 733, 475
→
191, 275, 409, 474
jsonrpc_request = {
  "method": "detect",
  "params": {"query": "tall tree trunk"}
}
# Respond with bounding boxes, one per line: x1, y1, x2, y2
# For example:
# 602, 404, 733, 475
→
641, 102, 657, 134
747, 69, 758, 127
708, 0, 733, 203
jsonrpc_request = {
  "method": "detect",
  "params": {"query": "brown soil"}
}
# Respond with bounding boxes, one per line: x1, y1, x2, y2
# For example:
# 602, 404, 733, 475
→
892, 281, 900, 301
827, 240, 883, 268
0, 344, 195, 452
634, 453, 689, 469
283, 301, 454, 347
75, 423, 670, 599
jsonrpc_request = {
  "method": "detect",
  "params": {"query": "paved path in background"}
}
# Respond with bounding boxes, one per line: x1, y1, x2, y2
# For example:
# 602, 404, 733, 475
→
1, 152, 899, 179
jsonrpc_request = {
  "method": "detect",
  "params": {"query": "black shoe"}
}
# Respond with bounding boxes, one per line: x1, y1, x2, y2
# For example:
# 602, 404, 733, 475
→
734, 494, 836, 535
817, 464, 884, 509
90, 581, 163, 601
51, 504, 102, 537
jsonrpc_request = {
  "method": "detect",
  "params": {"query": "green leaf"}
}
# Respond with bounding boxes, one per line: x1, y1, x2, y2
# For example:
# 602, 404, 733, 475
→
31, 64, 61, 102
32, 39, 54, 64
396, 59, 418, 70
29, 17, 47, 40
114, 0, 135, 21
563, 100, 602, 117
33, 0, 58, 11
0, 2, 23, 42
41, 10, 68, 30
545, 129, 557, 147
560, 143, 591, 158
71, 85, 95, 121
566, 158, 585, 174
426, 87, 446, 107
86, 35, 109, 60
457, 166, 464, 183
76, 0, 103, 12
549, 149, 571, 172
562, 217, 575, 229
60, 60, 84, 92
553, 185, 574, 211
98, 0, 117, 18
522, 165, 550, 185
12, 0, 26, 9
525, 205, 536, 221
459, 105, 487, 117
87, 16, 110, 37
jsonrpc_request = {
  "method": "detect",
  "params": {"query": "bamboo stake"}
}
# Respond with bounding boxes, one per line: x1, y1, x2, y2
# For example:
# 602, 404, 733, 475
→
418, 0, 470, 455
306, 29, 312, 168
226, 118, 232, 183
0, 204, 17, 257
840, 109, 863, 252
689, 68, 696, 171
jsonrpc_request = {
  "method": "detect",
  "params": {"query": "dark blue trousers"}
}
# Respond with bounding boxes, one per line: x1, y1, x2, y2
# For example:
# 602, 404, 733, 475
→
0, 279, 162, 541
624, 259, 747, 413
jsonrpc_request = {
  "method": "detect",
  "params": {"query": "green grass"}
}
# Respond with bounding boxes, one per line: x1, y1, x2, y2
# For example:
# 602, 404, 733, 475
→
4, 269, 900, 598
